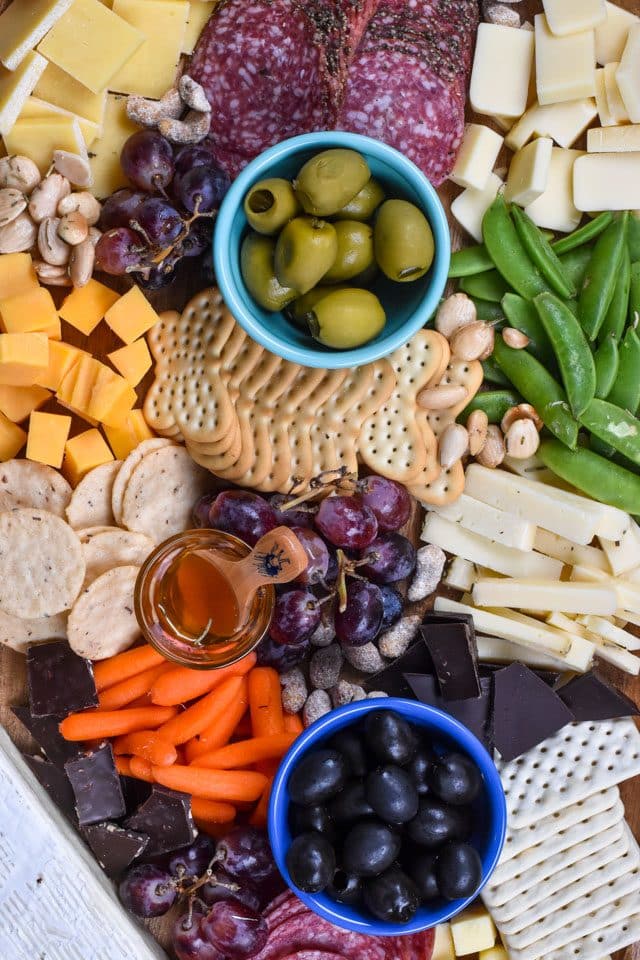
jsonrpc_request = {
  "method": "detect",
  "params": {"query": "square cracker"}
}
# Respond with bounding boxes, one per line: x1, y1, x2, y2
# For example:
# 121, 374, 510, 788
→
544, 907, 640, 960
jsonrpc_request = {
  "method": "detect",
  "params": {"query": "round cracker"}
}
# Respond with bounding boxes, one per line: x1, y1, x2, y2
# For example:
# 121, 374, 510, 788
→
82, 529, 154, 586
121, 445, 211, 544
0, 509, 85, 618
65, 460, 122, 530
111, 438, 175, 524
0, 609, 68, 653
76, 525, 122, 543
0, 460, 72, 517
68, 565, 140, 660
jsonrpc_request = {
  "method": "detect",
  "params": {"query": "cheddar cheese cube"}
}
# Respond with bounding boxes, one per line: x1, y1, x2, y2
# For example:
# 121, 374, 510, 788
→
88, 366, 137, 426
104, 285, 160, 344
0, 384, 51, 423
0, 287, 60, 339
58, 278, 120, 335
35, 341, 87, 391
451, 908, 497, 956
104, 408, 154, 459
63, 428, 113, 486
56, 354, 102, 422
108, 337, 152, 386
0, 411, 27, 461
0, 253, 39, 301
0, 333, 49, 386
26, 411, 71, 468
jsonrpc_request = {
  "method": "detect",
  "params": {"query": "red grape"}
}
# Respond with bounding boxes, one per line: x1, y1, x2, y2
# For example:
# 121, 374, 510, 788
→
181, 218, 213, 257
118, 863, 176, 917
95, 227, 147, 275
270, 493, 316, 529
315, 495, 378, 550
136, 262, 176, 289
270, 589, 321, 645
335, 580, 383, 646
215, 827, 278, 886
379, 585, 404, 628
360, 533, 417, 584
201, 900, 268, 959
174, 164, 230, 214
291, 526, 329, 585
256, 633, 309, 672
359, 475, 412, 531
166, 834, 217, 879
193, 492, 218, 527
173, 908, 223, 960
174, 144, 217, 176
121, 130, 174, 192
201, 869, 261, 912
208, 491, 277, 547
134, 197, 184, 248
99, 188, 146, 231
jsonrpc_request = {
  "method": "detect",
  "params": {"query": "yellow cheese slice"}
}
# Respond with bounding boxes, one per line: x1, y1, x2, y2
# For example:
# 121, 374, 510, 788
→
26, 411, 72, 468
0, 384, 51, 424
3, 115, 86, 176
182, 1, 216, 55
34, 62, 107, 126
89, 93, 138, 199
0, 51, 48, 137
0, 411, 27, 461
19, 97, 100, 148
0, 0, 73, 71
110, 0, 189, 99
63, 428, 114, 486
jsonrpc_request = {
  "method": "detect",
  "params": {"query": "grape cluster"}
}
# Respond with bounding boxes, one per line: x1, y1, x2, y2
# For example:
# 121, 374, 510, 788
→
118, 827, 282, 960
193, 474, 414, 671
95, 131, 230, 287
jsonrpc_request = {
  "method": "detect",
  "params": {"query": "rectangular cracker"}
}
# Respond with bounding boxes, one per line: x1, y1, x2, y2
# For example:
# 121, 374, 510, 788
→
544, 909, 640, 960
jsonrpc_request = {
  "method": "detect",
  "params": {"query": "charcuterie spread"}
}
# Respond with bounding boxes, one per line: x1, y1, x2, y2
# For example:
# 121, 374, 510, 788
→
1, 0, 640, 959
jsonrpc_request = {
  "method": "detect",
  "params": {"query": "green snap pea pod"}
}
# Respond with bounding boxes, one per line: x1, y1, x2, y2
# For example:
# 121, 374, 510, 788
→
593, 335, 619, 399
590, 435, 616, 458
448, 244, 494, 278
511, 206, 576, 300
559, 246, 593, 290
539, 438, 640, 514
607, 326, 640, 415
533, 293, 596, 417
628, 213, 640, 261
482, 195, 552, 301
551, 212, 614, 256
460, 269, 511, 303
501, 292, 556, 369
458, 389, 521, 425
578, 212, 629, 341
580, 398, 640, 467
481, 357, 511, 387
493, 336, 578, 449
472, 297, 504, 322
628, 261, 640, 325
598, 246, 631, 344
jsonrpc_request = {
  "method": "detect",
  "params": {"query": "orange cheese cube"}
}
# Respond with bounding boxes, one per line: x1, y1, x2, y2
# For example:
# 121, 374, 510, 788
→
35, 340, 87, 391
0, 253, 39, 300
58, 277, 120, 335
0, 286, 61, 338
104, 285, 159, 344
0, 384, 51, 422
107, 337, 152, 386
63, 427, 113, 485
56, 353, 101, 423
0, 410, 27, 460
104, 407, 154, 458
26, 411, 71, 468
88, 365, 137, 426
0, 333, 49, 386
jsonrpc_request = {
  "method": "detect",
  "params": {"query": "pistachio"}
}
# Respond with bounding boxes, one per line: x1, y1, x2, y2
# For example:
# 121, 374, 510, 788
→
505, 417, 540, 458
38, 217, 71, 266
466, 409, 489, 456
127, 88, 183, 127
439, 423, 469, 469
475, 424, 506, 468
417, 383, 468, 410
58, 210, 89, 246
0, 188, 27, 228
435, 293, 477, 339
28, 174, 71, 223
33, 261, 72, 286
158, 109, 211, 144
502, 326, 530, 349
52, 151, 92, 188
0, 212, 37, 254
501, 402, 543, 433
69, 237, 95, 288
179, 75, 210, 113
58, 191, 102, 225
449, 320, 495, 361
0, 155, 41, 194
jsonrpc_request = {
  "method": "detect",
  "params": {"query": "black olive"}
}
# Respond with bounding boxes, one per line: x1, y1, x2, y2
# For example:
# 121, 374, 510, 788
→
288, 749, 348, 805
427, 752, 482, 806
328, 779, 374, 823
407, 798, 471, 848
285, 831, 336, 892
366, 765, 419, 823
326, 869, 362, 905
363, 866, 420, 923
407, 851, 440, 901
436, 842, 483, 900
329, 729, 368, 777
289, 803, 335, 842
342, 819, 401, 877
407, 746, 436, 796
363, 711, 416, 766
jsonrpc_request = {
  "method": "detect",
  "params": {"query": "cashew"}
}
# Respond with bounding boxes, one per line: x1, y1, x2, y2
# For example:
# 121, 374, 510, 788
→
127, 88, 183, 127
179, 75, 210, 113
69, 238, 95, 288
483, 2, 521, 26
28, 174, 71, 223
38, 218, 71, 266
435, 293, 477, 339
502, 326, 530, 349
505, 417, 540, 459
449, 321, 495, 361
158, 109, 211, 144
88, 226, 102, 247
0, 212, 37, 253
0, 155, 41, 194
58, 210, 89, 246
417, 383, 468, 410
0, 188, 27, 229
439, 423, 469, 469
501, 402, 543, 433
58, 191, 101, 225
52, 151, 92, 188
466, 409, 489, 456
33, 261, 72, 286
475, 424, 506, 468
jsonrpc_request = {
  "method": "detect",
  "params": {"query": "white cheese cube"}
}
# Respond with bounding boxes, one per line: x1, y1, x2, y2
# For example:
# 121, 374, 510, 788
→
450, 123, 504, 191
595, 67, 618, 125
573, 152, 640, 210
595, 2, 638, 65
603, 61, 630, 122
616, 24, 640, 122
451, 172, 503, 243
451, 908, 497, 956
543, 0, 606, 37
588, 125, 640, 151
470, 24, 534, 120
535, 14, 596, 105
432, 924, 456, 960
525, 147, 583, 233
505, 137, 553, 206
505, 99, 597, 151
479, 948, 510, 960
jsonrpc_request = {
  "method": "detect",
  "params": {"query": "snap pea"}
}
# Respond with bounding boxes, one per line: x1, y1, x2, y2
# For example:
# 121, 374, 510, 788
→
482, 357, 511, 387
628, 213, 640, 261
482, 195, 552, 301
593, 335, 619, 399
493, 336, 579, 449
501, 292, 556, 369
472, 297, 504, 322
607, 326, 640, 415
448, 244, 494, 278
458, 389, 521, 425
580, 398, 640, 468
460, 269, 511, 303
629, 261, 640, 325
511, 206, 576, 300
539, 438, 640, 514
598, 246, 631, 344
590, 435, 616, 458
551, 212, 614, 256
559, 246, 593, 290
578, 212, 628, 341
533, 292, 596, 417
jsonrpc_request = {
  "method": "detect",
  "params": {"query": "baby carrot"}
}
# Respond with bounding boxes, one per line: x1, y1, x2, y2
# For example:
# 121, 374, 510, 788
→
113, 730, 178, 767
129, 756, 155, 783
150, 652, 257, 707
59, 705, 177, 741
193, 733, 297, 770
248, 667, 284, 737
249, 777, 273, 828
93, 645, 166, 692
156, 675, 245, 746
115, 756, 133, 777
283, 713, 304, 735
191, 797, 237, 823
152, 765, 267, 802
98, 663, 173, 711
184, 680, 249, 762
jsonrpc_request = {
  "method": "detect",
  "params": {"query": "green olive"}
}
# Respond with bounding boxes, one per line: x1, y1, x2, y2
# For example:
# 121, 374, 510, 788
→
293, 149, 370, 217
243, 178, 300, 235
308, 288, 386, 349
336, 178, 385, 221
240, 232, 296, 311
374, 199, 435, 283
323, 220, 374, 283
285, 285, 349, 329
274, 217, 337, 294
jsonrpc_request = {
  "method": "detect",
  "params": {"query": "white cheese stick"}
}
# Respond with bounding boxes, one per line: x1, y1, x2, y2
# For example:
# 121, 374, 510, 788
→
617, 24, 640, 123
595, 2, 639, 65
443, 556, 476, 592
616, 608, 640, 628
470, 24, 534, 119
472, 578, 618, 615
546, 611, 592, 637
433, 597, 571, 657
421, 514, 563, 580
542, 0, 606, 37
593, 641, 640, 675
534, 529, 611, 571
614, 580, 640, 616
486, 607, 595, 670
574, 153, 640, 212
581, 615, 640, 651
598, 519, 640, 575
570, 564, 610, 583
475, 634, 569, 670
503, 453, 557, 482
535, 14, 597, 105
430, 494, 537, 551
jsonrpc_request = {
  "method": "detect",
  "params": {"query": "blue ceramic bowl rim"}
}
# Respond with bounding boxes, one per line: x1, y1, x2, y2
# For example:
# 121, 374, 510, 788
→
268, 697, 507, 936
213, 132, 451, 369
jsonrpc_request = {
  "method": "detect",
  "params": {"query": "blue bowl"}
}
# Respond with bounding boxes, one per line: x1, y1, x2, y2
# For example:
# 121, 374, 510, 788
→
214, 132, 451, 368
268, 698, 506, 935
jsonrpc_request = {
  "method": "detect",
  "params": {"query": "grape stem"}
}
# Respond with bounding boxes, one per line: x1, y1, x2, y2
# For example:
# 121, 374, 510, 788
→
280, 468, 356, 513
335, 550, 370, 612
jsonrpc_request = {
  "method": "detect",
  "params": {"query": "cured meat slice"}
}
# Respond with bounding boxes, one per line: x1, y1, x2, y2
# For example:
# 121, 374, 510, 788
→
302, 0, 380, 108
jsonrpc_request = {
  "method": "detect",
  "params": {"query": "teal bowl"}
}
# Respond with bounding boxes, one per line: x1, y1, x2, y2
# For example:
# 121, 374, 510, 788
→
213, 132, 451, 369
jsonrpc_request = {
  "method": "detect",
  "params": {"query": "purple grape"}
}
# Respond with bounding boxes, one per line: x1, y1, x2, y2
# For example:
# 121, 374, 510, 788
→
256, 633, 309, 672
135, 262, 176, 289
335, 580, 384, 646
121, 130, 175, 192
291, 526, 329, 585
315, 495, 378, 550
208, 490, 277, 547
360, 533, 417, 584
216, 827, 278, 886
193, 492, 218, 527
359, 475, 412, 532
134, 197, 184, 248
174, 164, 230, 214
270, 589, 321, 645
379, 585, 404, 629
174, 144, 216, 176
201, 900, 268, 959
201, 869, 261, 912
166, 834, 217, 880
118, 863, 177, 918
181, 218, 213, 257
324, 547, 338, 585
173, 908, 224, 960
270, 493, 316, 529
99, 188, 146, 231
95, 227, 147, 275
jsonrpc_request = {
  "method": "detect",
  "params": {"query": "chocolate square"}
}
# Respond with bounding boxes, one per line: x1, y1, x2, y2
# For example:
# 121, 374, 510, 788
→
557, 671, 639, 722
12, 704, 83, 767
420, 621, 481, 700
404, 673, 494, 750
493, 663, 575, 762
120, 774, 153, 815
363, 639, 433, 697
27, 641, 97, 717
125, 785, 197, 856
23, 754, 77, 824
65, 743, 126, 826
82, 822, 150, 878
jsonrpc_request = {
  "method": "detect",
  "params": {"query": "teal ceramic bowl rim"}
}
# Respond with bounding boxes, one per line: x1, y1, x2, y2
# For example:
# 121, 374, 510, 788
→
213, 132, 451, 368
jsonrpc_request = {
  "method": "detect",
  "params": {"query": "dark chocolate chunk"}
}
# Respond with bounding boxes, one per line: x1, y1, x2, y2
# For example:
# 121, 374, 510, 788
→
421, 621, 481, 700
27, 640, 97, 717
125, 785, 196, 856
23, 754, 77, 824
82, 822, 149, 878
479, 663, 561, 688
120, 774, 152, 815
12, 704, 83, 766
404, 673, 494, 750
422, 612, 475, 630
363, 639, 433, 697
493, 663, 575, 762
65, 743, 126, 826
557, 671, 639, 722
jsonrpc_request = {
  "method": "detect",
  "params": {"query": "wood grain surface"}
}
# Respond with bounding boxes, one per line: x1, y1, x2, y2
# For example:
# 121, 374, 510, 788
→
0, 0, 639, 956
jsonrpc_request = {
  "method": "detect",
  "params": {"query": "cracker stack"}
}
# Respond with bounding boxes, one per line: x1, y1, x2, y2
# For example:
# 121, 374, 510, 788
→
143, 288, 482, 505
